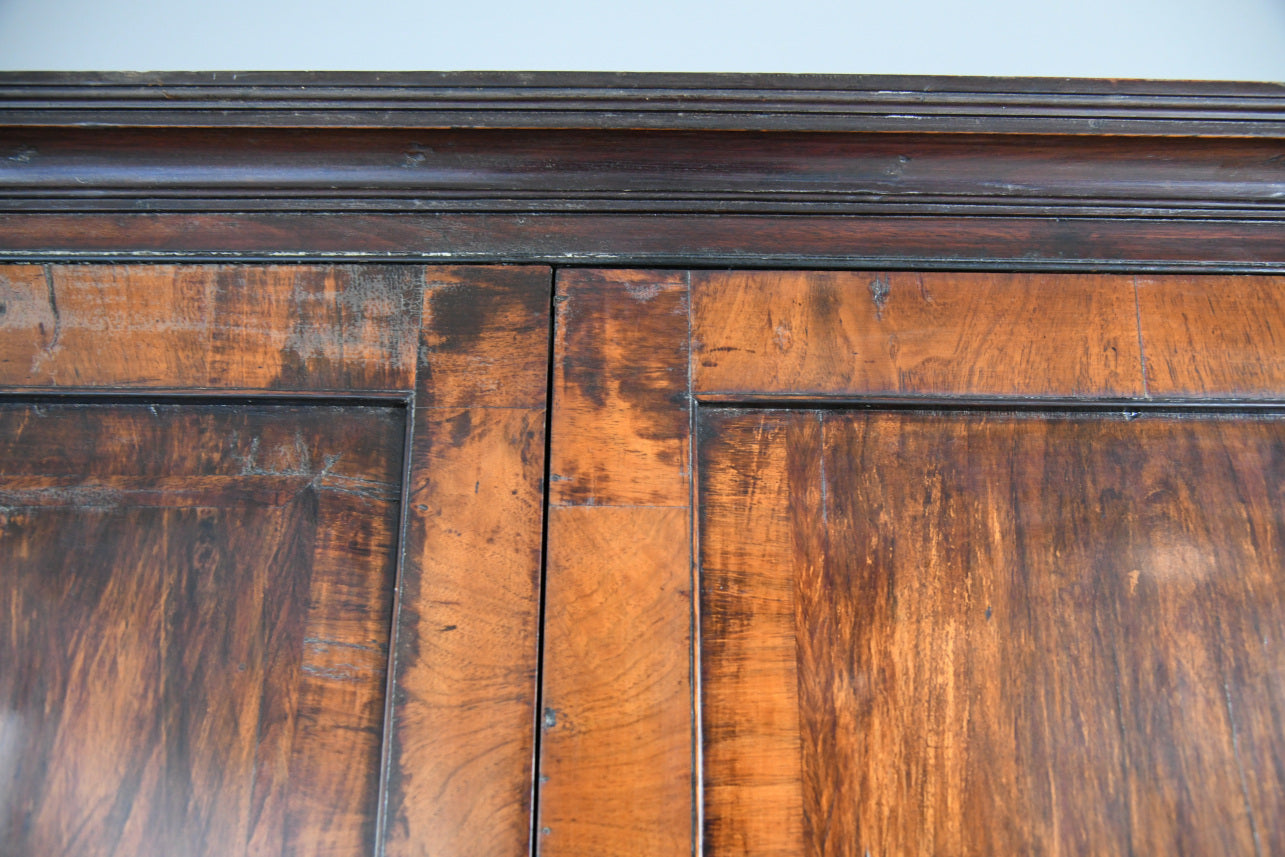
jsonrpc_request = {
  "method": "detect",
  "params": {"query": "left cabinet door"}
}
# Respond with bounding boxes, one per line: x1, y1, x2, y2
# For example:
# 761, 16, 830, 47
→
0, 264, 553, 857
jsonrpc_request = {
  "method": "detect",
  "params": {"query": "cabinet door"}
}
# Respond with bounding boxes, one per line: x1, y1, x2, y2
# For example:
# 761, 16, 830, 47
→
539, 270, 1285, 856
0, 264, 552, 857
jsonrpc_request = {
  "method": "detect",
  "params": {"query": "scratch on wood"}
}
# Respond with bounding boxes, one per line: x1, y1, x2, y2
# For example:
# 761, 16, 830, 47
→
27, 266, 62, 376
624, 281, 664, 302
869, 274, 890, 320
774, 320, 793, 353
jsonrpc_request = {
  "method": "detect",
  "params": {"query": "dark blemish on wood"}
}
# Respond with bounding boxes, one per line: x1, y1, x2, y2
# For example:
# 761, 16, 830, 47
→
425, 283, 487, 352
440, 624, 457, 632
985, 605, 993, 620
474, 481, 479, 494
869, 274, 890, 320
40, 265, 61, 355
0, 301, 6, 316
447, 410, 472, 447
542, 827, 552, 836
543, 707, 557, 729
565, 355, 606, 408
415, 503, 428, 512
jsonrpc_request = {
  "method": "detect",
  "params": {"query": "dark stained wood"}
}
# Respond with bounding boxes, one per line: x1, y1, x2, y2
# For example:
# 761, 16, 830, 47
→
384, 266, 551, 857
550, 269, 690, 507
4, 72, 1285, 135
1136, 274, 1285, 398
693, 271, 1145, 398
2, 77, 1284, 267
8, 214, 1283, 272
0, 401, 403, 857
5, 129, 1285, 220
538, 506, 693, 857
700, 407, 1285, 856
0, 264, 422, 391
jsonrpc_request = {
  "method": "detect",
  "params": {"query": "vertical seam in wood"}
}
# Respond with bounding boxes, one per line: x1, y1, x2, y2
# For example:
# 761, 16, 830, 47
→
530, 266, 558, 857
373, 270, 426, 857
686, 270, 702, 857
1133, 276, 1151, 398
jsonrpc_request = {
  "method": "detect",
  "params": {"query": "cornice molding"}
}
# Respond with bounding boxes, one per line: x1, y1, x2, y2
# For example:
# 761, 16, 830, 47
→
2, 72, 1285, 135
2, 75, 1283, 267
2, 127, 1284, 219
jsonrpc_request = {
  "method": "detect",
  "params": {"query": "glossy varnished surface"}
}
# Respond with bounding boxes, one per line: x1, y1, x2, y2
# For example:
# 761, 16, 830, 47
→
1136, 275, 1285, 398
386, 266, 551, 857
0, 402, 403, 857
698, 413, 812, 856
549, 269, 690, 507
539, 269, 694, 857
692, 271, 1144, 398
0, 264, 422, 391
700, 408, 1285, 856
0, 262, 555, 857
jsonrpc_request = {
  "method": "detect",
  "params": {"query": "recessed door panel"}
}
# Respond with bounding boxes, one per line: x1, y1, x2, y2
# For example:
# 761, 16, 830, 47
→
0, 401, 404, 857
700, 408, 1285, 856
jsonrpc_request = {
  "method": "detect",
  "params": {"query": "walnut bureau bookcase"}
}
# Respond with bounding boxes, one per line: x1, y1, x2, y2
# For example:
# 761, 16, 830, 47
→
2, 74, 1285, 857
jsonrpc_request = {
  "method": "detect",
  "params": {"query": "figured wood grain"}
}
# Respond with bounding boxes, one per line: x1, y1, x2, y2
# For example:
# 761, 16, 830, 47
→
418, 266, 553, 409
698, 410, 809, 857
384, 265, 551, 857
540, 267, 695, 856
0, 264, 422, 391
538, 506, 693, 857
692, 271, 1144, 398
699, 409, 1285, 856
550, 269, 690, 507
1136, 274, 1285, 398
0, 402, 403, 857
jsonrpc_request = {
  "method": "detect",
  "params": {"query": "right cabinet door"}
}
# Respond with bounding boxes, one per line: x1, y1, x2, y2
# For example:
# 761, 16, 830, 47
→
700, 406, 1285, 856
540, 269, 1285, 857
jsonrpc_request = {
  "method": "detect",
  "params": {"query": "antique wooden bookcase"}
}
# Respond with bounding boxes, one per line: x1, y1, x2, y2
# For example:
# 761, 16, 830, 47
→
1, 74, 1285, 857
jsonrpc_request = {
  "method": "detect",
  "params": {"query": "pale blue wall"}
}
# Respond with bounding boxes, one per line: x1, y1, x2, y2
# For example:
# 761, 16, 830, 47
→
1, 0, 1282, 79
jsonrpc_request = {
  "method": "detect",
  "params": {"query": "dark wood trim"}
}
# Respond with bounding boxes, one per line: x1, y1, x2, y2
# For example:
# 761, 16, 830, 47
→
2, 72, 1285, 136
3, 128, 1283, 219
1, 75, 1283, 268
2, 213, 1284, 272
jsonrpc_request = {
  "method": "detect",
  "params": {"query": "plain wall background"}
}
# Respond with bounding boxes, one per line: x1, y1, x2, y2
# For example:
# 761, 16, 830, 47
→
1, 0, 1284, 79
